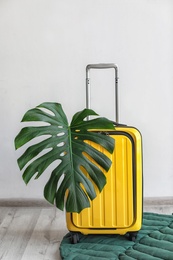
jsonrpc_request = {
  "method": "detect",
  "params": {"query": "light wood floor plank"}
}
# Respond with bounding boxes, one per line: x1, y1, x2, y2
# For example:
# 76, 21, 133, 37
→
0, 207, 68, 260
0, 208, 41, 260
21, 208, 67, 260
0, 207, 15, 225
0, 208, 17, 245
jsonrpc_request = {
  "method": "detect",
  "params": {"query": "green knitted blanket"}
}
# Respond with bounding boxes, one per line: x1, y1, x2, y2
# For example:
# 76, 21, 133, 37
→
60, 213, 173, 259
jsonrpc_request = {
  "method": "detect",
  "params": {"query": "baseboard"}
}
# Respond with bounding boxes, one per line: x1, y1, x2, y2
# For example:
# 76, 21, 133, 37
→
0, 197, 173, 207
144, 197, 173, 206
0, 198, 53, 207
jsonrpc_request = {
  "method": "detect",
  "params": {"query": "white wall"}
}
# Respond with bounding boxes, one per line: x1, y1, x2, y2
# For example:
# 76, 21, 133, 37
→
0, 0, 173, 200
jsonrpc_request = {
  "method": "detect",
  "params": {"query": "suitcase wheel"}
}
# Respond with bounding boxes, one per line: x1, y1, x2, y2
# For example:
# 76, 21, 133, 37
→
71, 232, 80, 244
128, 232, 138, 242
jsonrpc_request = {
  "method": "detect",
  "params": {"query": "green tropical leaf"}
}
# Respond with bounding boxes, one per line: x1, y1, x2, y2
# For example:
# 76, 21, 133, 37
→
15, 102, 115, 213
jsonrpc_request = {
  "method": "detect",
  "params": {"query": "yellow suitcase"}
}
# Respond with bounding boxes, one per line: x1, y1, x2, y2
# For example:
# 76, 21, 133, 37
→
66, 64, 143, 243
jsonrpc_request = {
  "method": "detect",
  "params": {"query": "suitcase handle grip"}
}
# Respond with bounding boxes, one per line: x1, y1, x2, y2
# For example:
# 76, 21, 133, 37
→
86, 63, 118, 70
86, 63, 119, 122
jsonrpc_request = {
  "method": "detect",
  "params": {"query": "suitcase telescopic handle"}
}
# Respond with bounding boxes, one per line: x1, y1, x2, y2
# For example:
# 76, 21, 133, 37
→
86, 63, 119, 122
86, 63, 119, 123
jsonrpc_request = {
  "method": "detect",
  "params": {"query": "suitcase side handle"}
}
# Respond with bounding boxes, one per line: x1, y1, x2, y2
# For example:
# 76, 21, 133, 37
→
86, 63, 119, 123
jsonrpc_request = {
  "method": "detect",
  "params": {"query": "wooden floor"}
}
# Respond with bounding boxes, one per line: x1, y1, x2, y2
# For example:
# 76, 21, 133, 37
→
0, 198, 173, 260
0, 206, 67, 260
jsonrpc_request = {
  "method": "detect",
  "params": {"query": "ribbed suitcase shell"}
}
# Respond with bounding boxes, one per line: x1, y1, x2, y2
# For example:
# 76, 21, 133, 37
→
66, 126, 143, 235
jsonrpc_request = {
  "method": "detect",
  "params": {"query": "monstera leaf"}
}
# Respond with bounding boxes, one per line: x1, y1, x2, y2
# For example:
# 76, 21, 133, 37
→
15, 102, 115, 212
